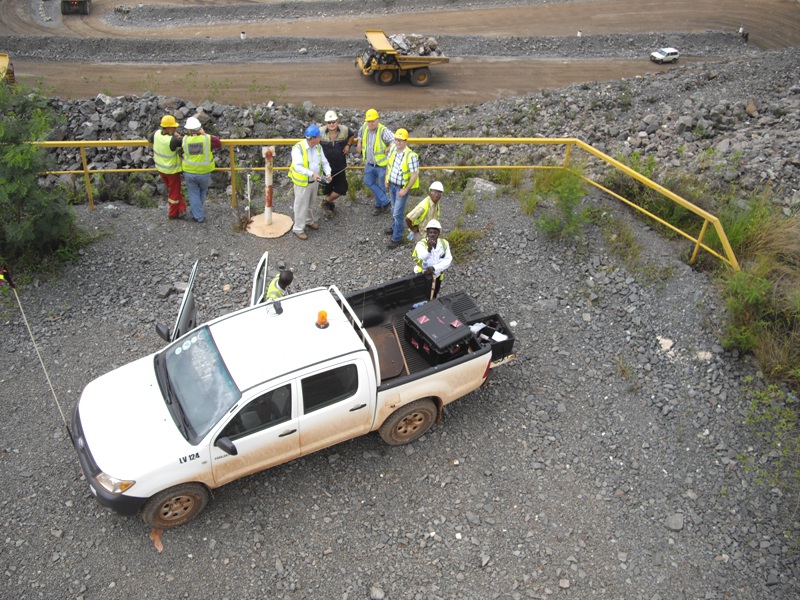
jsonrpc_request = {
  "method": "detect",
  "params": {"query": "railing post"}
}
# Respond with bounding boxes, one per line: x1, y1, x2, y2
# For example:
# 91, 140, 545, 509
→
690, 219, 711, 265
79, 146, 94, 210
228, 146, 237, 208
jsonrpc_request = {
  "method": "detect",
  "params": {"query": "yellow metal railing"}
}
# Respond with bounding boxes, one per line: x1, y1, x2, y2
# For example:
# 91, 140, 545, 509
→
34, 136, 739, 271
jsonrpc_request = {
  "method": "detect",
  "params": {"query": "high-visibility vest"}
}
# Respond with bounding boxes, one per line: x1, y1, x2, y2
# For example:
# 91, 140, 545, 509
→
265, 274, 287, 301
385, 146, 420, 189
181, 134, 215, 174
360, 123, 390, 166
153, 130, 182, 174
288, 141, 323, 187
411, 196, 441, 230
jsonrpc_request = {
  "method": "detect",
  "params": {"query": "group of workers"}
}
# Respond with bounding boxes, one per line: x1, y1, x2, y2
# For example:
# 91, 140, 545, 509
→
151, 108, 453, 301
149, 116, 221, 223
288, 107, 452, 294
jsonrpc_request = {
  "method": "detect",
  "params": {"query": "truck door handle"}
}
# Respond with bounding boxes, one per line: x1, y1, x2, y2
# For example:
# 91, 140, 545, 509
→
349, 404, 367, 412
278, 429, 297, 437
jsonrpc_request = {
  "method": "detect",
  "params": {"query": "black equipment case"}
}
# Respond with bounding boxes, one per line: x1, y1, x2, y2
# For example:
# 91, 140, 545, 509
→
404, 299, 474, 366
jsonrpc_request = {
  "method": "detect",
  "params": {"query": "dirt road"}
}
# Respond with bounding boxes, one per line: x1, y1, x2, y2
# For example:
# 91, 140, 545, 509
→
3, 0, 800, 108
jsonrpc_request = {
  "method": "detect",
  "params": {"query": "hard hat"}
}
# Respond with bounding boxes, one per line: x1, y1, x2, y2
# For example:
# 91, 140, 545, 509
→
429, 181, 444, 192
305, 124, 321, 138
426, 219, 442, 231
160, 115, 179, 128
394, 128, 409, 141
324, 110, 338, 122
365, 108, 379, 121
185, 117, 202, 131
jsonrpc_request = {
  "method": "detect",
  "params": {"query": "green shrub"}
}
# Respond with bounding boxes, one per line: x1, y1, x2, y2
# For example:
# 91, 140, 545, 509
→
739, 383, 800, 525
447, 228, 484, 260
0, 83, 81, 270
533, 171, 588, 239
519, 190, 539, 216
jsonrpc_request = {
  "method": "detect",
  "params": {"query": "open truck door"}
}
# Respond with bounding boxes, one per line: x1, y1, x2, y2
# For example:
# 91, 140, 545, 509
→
249, 251, 270, 307
156, 260, 199, 342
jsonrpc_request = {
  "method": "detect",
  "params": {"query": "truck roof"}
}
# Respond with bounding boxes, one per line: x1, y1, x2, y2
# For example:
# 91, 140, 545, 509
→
365, 30, 397, 54
208, 287, 366, 391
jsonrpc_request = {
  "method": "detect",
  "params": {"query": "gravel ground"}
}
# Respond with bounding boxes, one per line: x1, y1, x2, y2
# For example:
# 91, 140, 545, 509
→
2, 1, 800, 598
2, 184, 798, 598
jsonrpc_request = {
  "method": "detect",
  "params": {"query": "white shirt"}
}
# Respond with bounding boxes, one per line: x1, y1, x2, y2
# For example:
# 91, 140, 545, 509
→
291, 140, 331, 179
413, 238, 452, 277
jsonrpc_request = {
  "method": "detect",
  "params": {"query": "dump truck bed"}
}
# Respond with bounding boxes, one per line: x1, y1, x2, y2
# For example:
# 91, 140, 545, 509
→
364, 29, 449, 65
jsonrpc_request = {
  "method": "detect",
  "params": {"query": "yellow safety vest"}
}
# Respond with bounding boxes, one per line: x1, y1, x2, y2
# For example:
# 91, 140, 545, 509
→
153, 130, 182, 174
288, 141, 323, 187
385, 146, 420, 190
360, 123, 390, 166
181, 134, 215, 174
411, 196, 441, 229
265, 274, 287, 301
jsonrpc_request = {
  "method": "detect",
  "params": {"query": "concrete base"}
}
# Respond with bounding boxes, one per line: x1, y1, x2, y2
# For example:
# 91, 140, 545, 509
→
246, 212, 294, 238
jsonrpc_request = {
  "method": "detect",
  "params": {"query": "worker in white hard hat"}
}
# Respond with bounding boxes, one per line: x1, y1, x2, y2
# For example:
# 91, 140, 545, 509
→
411, 219, 452, 299
404, 180, 444, 242
181, 116, 221, 223
384, 127, 419, 249
319, 110, 355, 217
356, 108, 394, 216
288, 124, 332, 240
147, 114, 186, 219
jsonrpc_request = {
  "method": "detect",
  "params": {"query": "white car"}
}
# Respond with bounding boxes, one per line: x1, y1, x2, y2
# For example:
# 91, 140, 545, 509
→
650, 47, 680, 64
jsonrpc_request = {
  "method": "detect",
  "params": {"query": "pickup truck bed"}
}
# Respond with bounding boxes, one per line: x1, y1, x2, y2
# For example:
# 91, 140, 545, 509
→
345, 274, 513, 381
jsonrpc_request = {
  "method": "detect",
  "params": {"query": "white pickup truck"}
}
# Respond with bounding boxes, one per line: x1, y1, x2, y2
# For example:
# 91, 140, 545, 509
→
71, 253, 516, 528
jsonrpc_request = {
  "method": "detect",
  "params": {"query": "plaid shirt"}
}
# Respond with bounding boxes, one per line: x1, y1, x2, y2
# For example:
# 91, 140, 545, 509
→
388, 147, 419, 186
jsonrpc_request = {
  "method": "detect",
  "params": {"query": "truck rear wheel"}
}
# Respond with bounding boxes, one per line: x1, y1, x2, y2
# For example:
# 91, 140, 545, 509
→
374, 70, 397, 86
141, 483, 210, 528
81, 0, 91, 15
410, 68, 431, 87
379, 399, 436, 446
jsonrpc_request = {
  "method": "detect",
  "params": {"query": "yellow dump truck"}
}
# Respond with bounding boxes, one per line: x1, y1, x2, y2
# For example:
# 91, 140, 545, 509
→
355, 30, 449, 87
61, 0, 91, 15
1, 52, 15, 86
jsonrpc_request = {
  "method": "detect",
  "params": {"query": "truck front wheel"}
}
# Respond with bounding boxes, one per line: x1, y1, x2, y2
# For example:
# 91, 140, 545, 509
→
141, 483, 210, 528
379, 399, 436, 445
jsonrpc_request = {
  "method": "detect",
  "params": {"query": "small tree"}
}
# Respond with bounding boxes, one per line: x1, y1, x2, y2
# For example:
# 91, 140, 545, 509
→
0, 82, 76, 268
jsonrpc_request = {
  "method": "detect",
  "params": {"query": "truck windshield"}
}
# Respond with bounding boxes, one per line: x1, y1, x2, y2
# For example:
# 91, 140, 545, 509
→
163, 327, 240, 442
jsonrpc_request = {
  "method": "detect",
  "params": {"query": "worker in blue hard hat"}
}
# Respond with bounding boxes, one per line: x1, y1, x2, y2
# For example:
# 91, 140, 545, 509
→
288, 124, 332, 240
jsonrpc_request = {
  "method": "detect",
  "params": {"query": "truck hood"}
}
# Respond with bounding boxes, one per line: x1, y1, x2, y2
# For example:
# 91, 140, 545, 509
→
77, 355, 192, 479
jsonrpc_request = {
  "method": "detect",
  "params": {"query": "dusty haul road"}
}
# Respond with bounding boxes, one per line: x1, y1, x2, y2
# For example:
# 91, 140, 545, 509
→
2, 0, 800, 109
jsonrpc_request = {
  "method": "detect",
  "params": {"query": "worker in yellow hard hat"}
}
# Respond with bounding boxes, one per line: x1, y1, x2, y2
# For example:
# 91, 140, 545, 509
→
356, 108, 395, 216
148, 115, 186, 219
384, 127, 419, 249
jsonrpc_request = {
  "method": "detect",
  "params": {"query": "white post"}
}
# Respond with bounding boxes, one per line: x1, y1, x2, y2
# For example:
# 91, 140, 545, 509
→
262, 146, 275, 225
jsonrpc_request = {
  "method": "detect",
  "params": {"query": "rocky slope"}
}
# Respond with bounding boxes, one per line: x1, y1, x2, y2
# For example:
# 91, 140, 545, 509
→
44, 45, 800, 212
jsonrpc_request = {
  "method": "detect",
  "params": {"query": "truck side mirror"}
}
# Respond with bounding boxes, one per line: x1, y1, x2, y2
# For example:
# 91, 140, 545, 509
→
155, 323, 170, 342
215, 437, 239, 456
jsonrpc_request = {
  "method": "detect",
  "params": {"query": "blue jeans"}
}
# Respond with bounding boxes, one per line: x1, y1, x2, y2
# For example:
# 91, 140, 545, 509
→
364, 163, 389, 208
388, 183, 408, 242
184, 172, 210, 222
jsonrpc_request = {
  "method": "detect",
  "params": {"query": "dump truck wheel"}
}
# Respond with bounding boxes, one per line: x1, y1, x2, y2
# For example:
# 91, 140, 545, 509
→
379, 398, 436, 446
410, 68, 431, 87
60, 0, 69, 14
81, 0, 91, 15
374, 70, 397, 86
141, 483, 210, 528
